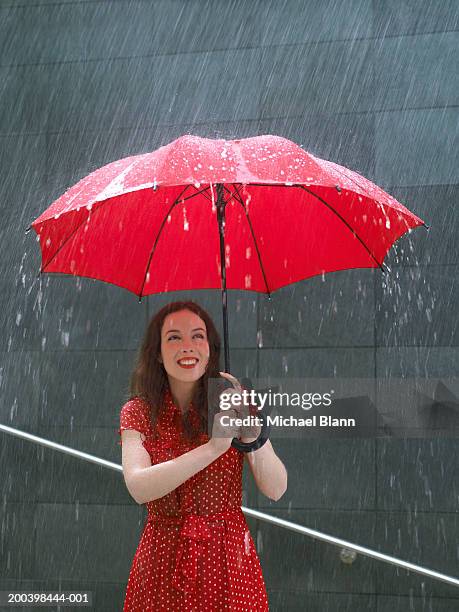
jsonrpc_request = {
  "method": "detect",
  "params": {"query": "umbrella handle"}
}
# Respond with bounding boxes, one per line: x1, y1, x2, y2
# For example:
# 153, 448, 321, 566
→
213, 375, 271, 452
231, 409, 270, 452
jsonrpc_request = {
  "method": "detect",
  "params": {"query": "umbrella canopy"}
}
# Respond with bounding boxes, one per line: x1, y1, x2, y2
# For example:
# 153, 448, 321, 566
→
29, 134, 427, 297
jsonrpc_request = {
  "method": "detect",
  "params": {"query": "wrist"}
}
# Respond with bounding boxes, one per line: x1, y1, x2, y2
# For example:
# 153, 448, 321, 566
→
240, 436, 258, 443
205, 439, 227, 459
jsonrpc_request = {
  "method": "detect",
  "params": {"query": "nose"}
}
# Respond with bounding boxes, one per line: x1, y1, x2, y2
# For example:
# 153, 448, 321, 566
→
179, 341, 195, 353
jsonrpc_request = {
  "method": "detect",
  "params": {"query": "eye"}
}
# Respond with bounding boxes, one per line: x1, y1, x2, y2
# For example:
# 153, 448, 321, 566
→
167, 334, 180, 341
194, 333, 205, 339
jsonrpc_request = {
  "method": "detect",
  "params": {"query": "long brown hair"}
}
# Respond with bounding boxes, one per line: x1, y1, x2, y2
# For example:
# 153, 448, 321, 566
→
128, 301, 222, 440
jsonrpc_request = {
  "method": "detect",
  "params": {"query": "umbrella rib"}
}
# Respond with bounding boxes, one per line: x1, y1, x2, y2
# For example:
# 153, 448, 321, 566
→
322, 165, 422, 230
229, 184, 271, 296
39, 202, 105, 275
182, 186, 212, 202
297, 185, 386, 272
137, 185, 193, 300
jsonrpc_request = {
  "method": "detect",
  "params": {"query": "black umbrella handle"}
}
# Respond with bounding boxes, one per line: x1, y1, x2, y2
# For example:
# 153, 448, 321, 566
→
231, 409, 270, 452
211, 377, 270, 452
231, 377, 271, 453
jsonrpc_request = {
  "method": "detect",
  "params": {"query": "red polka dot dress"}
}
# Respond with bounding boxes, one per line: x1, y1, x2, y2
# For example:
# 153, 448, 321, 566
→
118, 388, 269, 611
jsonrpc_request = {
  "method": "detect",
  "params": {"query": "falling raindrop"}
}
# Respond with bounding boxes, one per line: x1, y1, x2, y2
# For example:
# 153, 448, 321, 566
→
257, 330, 263, 348
282, 355, 288, 373
225, 244, 230, 268
183, 208, 189, 231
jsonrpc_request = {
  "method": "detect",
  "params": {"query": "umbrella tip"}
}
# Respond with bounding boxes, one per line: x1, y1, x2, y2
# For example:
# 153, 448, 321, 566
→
381, 263, 391, 274
25, 225, 32, 234
138, 295, 143, 304
335, 185, 342, 193
423, 223, 430, 231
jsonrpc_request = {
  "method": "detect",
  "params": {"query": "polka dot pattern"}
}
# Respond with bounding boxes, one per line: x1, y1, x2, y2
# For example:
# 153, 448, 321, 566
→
118, 389, 269, 611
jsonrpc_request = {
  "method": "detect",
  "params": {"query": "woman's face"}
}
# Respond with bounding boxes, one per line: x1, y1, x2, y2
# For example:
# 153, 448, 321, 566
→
159, 309, 210, 384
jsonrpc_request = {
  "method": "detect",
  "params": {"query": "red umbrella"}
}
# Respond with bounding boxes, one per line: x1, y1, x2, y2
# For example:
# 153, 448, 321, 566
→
27, 134, 428, 449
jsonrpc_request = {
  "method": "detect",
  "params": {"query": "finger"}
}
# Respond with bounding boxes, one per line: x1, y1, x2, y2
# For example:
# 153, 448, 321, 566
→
219, 390, 245, 415
219, 371, 243, 392
218, 407, 238, 419
224, 407, 238, 416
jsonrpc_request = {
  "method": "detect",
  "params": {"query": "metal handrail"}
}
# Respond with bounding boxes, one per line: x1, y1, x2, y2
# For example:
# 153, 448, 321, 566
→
2, 423, 458, 588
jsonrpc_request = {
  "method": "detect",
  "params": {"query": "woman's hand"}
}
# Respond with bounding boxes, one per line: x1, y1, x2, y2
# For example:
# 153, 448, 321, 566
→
208, 406, 241, 454
218, 372, 262, 443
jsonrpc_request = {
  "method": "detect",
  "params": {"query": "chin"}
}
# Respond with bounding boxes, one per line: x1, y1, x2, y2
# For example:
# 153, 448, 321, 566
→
172, 367, 206, 382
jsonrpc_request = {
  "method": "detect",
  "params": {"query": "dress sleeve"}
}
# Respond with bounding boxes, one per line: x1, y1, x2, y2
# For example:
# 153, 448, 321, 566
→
118, 398, 151, 446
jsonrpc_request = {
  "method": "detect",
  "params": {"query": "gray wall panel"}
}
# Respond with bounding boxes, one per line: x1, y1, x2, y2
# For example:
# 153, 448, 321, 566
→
259, 270, 375, 348
373, 1, 459, 37
375, 109, 459, 186
373, 32, 459, 110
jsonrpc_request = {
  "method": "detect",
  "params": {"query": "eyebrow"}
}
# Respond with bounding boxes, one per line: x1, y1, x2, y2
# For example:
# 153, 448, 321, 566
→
165, 327, 206, 335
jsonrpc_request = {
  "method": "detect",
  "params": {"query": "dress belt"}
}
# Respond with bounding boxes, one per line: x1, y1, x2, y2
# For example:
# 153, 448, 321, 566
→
147, 509, 243, 593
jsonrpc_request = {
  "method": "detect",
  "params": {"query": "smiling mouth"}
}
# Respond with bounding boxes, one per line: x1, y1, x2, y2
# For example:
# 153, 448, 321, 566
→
177, 358, 199, 368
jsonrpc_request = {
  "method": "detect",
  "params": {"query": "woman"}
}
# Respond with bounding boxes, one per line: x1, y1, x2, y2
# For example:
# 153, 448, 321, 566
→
118, 300, 288, 611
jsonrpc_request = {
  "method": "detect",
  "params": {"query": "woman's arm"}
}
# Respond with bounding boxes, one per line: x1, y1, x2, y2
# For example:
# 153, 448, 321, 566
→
218, 371, 288, 502
121, 430, 224, 505
241, 435, 288, 501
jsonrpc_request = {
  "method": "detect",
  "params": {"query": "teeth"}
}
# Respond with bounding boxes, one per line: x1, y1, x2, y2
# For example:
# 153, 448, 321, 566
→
178, 359, 198, 365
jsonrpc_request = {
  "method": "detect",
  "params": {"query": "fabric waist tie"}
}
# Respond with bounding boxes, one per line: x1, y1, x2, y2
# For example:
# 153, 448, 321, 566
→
147, 509, 244, 594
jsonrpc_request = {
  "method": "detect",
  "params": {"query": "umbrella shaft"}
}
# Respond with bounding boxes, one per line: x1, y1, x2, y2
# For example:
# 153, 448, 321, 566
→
216, 184, 230, 373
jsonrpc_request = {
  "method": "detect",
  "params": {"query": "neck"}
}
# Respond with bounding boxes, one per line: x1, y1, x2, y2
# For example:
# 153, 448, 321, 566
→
167, 377, 197, 412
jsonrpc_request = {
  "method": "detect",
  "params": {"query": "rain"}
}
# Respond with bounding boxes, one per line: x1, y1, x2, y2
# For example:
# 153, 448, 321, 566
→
1, 1, 458, 611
